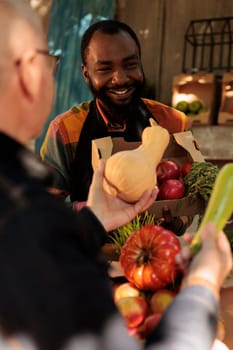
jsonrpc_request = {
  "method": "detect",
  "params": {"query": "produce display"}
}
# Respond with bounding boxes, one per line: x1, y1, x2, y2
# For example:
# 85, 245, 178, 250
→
103, 124, 169, 202
113, 279, 225, 340
110, 163, 233, 341
110, 210, 183, 339
113, 282, 177, 339
109, 160, 219, 253
175, 99, 208, 117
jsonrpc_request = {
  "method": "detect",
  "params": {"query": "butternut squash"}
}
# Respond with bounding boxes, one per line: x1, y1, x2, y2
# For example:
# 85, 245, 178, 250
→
103, 123, 170, 202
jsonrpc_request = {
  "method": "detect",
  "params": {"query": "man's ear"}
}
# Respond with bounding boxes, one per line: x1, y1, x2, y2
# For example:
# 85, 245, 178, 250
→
81, 64, 90, 83
17, 50, 41, 101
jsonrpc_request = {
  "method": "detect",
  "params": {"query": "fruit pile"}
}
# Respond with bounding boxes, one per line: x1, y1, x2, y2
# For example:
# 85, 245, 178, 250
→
175, 100, 208, 117
156, 159, 192, 200
110, 161, 224, 341
112, 221, 182, 340
113, 282, 177, 339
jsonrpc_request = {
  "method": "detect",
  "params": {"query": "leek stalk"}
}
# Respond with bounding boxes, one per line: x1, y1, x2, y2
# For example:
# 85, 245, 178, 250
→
190, 163, 233, 254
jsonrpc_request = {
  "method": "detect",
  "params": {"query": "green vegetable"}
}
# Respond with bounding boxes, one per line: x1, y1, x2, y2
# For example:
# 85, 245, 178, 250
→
189, 100, 202, 113
184, 161, 219, 203
175, 101, 189, 113
108, 211, 155, 252
190, 163, 233, 254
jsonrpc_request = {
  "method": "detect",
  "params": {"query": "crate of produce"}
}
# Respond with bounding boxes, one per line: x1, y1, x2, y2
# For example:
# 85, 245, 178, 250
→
172, 73, 217, 125
218, 72, 233, 125
92, 130, 206, 220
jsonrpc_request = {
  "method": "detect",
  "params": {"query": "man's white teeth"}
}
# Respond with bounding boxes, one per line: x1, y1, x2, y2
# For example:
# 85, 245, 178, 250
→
113, 89, 129, 95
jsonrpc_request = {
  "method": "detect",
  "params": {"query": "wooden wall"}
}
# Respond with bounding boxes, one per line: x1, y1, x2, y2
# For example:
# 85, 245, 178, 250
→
115, 0, 233, 105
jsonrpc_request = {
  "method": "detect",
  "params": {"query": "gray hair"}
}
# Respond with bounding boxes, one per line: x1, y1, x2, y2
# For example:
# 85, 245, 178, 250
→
0, 0, 42, 32
0, 0, 43, 82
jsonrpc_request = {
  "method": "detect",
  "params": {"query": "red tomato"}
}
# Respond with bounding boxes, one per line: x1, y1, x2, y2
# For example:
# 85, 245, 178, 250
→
158, 179, 185, 200
181, 162, 193, 177
156, 160, 181, 182
120, 225, 181, 291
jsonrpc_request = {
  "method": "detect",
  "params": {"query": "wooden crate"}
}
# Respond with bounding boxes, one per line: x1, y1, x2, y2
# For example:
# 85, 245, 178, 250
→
172, 73, 217, 125
218, 72, 233, 125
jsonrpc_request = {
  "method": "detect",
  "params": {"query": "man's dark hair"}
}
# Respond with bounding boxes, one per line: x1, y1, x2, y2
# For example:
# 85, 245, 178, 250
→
81, 19, 141, 64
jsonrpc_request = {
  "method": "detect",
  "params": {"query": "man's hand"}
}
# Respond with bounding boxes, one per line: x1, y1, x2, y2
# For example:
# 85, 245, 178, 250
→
86, 160, 158, 232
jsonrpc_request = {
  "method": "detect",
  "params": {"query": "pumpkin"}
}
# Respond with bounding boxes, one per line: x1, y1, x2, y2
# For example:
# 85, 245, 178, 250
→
103, 123, 170, 203
119, 224, 181, 291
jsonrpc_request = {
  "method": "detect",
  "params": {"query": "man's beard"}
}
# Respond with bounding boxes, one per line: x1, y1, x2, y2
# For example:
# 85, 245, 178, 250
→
88, 79, 145, 117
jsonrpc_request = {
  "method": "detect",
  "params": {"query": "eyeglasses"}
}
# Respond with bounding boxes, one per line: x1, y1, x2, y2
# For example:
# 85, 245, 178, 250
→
36, 49, 61, 74
15, 49, 62, 75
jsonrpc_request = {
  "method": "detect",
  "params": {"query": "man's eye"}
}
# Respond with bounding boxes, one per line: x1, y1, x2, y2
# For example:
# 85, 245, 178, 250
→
125, 62, 139, 69
97, 67, 112, 72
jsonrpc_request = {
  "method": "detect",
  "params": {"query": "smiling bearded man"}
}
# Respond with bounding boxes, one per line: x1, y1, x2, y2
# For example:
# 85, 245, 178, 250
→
40, 19, 191, 208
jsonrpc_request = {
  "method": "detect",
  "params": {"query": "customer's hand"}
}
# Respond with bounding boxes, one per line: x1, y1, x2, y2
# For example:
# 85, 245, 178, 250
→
87, 160, 158, 232
180, 223, 232, 299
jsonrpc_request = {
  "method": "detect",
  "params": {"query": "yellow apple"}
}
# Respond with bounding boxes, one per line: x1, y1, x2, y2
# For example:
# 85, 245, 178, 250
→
114, 282, 143, 303
150, 289, 176, 314
116, 296, 148, 328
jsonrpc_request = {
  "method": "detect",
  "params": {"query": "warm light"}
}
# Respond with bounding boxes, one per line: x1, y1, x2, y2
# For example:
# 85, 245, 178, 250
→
177, 75, 193, 85
172, 93, 198, 106
224, 90, 233, 97
29, 0, 42, 8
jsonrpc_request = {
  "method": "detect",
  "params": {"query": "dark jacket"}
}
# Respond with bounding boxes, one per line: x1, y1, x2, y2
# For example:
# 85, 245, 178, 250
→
0, 133, 117, 350
0, 133, 218, 350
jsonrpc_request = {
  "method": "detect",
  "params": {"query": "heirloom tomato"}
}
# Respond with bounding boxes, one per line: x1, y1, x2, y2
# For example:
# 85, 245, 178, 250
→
119, 224, 181, 291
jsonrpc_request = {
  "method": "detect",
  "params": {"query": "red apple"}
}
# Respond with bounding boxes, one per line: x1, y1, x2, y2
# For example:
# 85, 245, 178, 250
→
139, 313, 163, 338
150, 289, 176, 314
158, 179, 185, 200
116, 296, 148, 328
156, 160, 181, 182
181, 161, 193, 177
114, 282, 142, 303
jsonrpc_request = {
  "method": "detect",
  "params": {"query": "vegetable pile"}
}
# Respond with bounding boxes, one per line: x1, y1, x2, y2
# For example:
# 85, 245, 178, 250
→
184, 161, 219, 203
110, 163, 233, 342
109, 161, 219, 251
